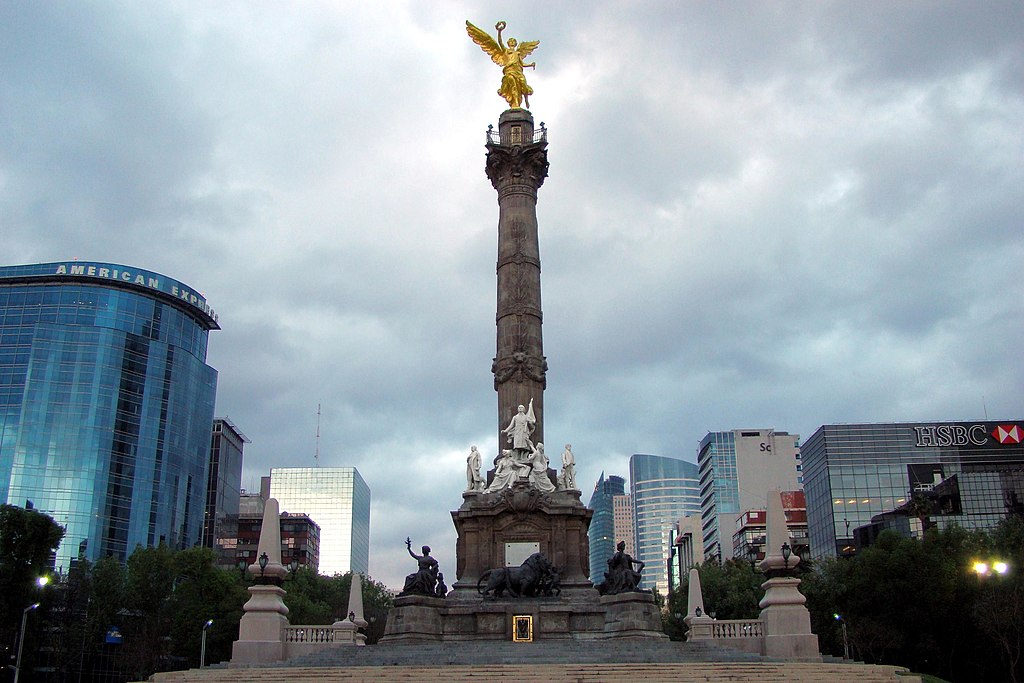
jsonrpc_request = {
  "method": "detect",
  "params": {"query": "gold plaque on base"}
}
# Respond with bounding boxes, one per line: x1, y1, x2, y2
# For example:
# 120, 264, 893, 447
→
512, 615, 533, 642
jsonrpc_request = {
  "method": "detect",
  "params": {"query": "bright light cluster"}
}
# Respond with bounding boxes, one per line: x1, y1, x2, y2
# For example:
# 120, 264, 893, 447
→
972, 560, 1010, 576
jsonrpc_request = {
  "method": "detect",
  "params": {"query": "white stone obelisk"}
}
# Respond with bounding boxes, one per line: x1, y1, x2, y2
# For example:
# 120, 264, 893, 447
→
333, 571, 369, 646
231, 498, 290, 664
758, 489, 820, 660
684, 566, 714, 641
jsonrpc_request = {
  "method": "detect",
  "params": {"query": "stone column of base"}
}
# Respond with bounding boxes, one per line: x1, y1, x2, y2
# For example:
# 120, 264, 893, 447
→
379, 595, 446, 643
683, 566, 715, 641
758, 577, 820, 660
684, 614, 716, 641
231, 585, 290, 664
330, 619, 364, 646
600, 593, 669, 639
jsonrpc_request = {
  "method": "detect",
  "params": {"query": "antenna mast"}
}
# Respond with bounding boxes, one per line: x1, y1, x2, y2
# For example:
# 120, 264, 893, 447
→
315, 403, 321, 467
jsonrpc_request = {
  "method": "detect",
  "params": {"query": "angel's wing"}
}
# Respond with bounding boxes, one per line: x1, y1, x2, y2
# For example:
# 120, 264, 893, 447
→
516, 40, 540, 60
466, 21, 504, 66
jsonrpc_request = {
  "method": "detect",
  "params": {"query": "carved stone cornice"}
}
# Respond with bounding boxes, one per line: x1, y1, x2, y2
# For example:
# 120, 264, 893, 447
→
485, 143, 549, 192
491, 352, 548, 388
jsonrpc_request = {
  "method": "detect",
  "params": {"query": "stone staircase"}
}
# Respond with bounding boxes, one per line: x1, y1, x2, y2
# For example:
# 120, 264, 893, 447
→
148, 640, 920, 683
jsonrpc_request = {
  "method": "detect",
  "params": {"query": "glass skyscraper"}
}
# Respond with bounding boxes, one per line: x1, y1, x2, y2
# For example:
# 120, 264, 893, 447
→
628, 454, 700, 593
586, 472, 625, 582
204, 418, 247, 560
803, 421, 1024, 558
269, 467, 370, 576
0, 261, 219, 569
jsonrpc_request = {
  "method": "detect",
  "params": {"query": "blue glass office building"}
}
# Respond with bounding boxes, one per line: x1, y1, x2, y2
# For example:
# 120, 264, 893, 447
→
628, 454, 700, 593
586, 472, 625, 582
0, 262, 219, 569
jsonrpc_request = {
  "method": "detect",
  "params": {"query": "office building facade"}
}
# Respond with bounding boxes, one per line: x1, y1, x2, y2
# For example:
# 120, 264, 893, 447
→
698, 429, 802, 561
586, 472, 625, 582
669, 514, 703, 593
612, 493, 634, 556
204, 418, 247, 561
269, 467, 370, 575
228, 509, 321, 573
0, 262, 219, 569
732, 490, 808, 563
802, 421, 1024, 558
628, 454, 701, 593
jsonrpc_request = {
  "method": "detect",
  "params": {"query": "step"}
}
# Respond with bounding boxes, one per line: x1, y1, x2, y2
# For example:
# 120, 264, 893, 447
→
147, 661, 920, 683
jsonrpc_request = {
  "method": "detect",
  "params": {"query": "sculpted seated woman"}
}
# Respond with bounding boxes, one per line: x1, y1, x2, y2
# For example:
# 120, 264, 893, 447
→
400, 537, 439, 597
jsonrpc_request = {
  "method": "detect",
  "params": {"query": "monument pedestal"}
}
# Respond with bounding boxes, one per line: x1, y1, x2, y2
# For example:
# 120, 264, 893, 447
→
759, 577, 821, 660
379, 595, 447, 643
381, 592, 664, 642
383, 483, 665, 642
231, 584, 290, 664
450, 484, 591, 599
601, 592, 669, 639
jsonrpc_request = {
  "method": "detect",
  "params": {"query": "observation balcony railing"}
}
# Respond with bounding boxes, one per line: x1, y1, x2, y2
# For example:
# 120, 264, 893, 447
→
486, 122, 547, 146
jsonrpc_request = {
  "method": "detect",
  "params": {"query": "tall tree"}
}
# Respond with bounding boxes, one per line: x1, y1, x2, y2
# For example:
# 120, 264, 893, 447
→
803, 525, 1011, 682
972, 516, 1024, 683
0, 504, 64, 664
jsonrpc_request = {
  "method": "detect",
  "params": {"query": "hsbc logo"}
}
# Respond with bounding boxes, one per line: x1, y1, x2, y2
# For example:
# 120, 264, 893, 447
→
992, 425, 1024, 445
915, 424, 988, 447
914, 423, 1024, 447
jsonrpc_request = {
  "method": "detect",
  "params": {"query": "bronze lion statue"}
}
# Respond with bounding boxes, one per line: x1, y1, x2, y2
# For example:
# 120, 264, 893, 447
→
477, 552, 555, 598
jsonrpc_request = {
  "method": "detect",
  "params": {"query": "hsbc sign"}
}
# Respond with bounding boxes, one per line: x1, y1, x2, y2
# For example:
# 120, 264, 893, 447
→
992, 425, 1024, 445
914, 423, 1024, 447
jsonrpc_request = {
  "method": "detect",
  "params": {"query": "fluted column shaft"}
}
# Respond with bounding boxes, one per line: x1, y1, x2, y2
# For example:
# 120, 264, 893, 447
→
485, 109, 549, 455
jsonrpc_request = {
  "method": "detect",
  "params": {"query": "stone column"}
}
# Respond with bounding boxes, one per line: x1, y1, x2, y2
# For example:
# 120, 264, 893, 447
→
333, 571, 368, 646
758, 489, 820, 660
232, 498, 290, 665
486, 109, 549, 453
684, 567, 715, 641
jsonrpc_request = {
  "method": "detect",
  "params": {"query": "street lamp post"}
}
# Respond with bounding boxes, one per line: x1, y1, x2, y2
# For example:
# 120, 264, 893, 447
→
200, 619, 214, 668
14, 603, 41, 683
833, 613, 850, 660
258, 552, 269, 579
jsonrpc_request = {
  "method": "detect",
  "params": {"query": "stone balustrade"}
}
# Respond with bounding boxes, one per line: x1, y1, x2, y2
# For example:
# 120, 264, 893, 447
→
711, 619, 764, 640
284, 625, 348, 643
283, 624, 358, 658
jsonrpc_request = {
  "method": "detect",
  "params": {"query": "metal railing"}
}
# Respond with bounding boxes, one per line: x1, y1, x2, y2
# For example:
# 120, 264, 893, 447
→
486, 123, 547, 146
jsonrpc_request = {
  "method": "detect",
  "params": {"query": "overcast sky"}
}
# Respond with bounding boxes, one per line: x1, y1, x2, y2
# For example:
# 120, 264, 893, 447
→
3, 1, 1022, 590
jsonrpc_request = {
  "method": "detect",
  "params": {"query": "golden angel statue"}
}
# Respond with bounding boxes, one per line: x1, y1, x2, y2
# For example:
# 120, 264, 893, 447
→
466, 20, 540, 110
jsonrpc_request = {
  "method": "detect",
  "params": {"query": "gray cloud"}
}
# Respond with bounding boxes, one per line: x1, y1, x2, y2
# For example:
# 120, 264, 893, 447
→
2, 1, 1022, 588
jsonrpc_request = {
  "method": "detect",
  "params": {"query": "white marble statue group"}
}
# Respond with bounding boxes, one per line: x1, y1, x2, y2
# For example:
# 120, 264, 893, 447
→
464, 399, 577, 494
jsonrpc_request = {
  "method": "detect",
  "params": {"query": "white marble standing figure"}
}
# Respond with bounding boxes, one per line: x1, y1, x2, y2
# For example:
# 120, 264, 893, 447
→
529, 443, 556, 492
559, 443, 577, 490
466, 446, 484, 492
503, 399, 536, 452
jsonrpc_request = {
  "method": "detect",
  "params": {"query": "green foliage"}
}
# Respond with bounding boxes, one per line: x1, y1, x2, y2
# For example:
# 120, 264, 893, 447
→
0, 504, 65, 656
663, 559, 765, 640
283, 569, 395, 644
31, 545, 397, 680
804, 521, 1024, 683
694, 559, 765, 620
